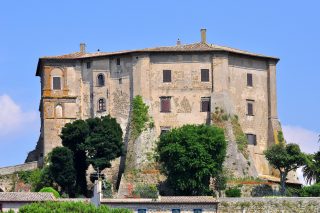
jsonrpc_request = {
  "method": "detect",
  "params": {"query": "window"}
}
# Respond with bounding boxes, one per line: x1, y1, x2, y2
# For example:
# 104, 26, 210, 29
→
160, 97, 171, 113
194, 209, 202, 213
117, 58, 121, 65
52, 77, 61, 90
247, 100, 254, 116
247, 73, 253, 87
172, 209, 180, 213
137, 209, 147, 213
201, 69, 209, 82
160, 126, 171, 135
97, 74, 105, 86
98, 98, 106, 111
201, 97, 211, 112
246, 134, 257, 145
86, 62, 91, 69
163, 70, 171, 82
119, 78, 122, 84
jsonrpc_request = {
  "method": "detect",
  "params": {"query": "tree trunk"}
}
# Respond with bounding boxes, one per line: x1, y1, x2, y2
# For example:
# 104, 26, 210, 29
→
280, 172, 287, 195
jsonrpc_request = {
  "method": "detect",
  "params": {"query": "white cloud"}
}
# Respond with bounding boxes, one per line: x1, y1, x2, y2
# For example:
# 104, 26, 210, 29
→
0, 94, 37, 136
282, 125, 319, 185
282, 125, 319, 154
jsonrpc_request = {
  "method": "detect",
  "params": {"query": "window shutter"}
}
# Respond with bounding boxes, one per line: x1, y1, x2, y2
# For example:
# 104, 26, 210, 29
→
247, 102, 253, 115
163, 70, 171, 82
247, 73, 253, 86
161, 97, 171, 112
201, 69, 209, 82
201, 97, 210, 112
53, 77, 61, 90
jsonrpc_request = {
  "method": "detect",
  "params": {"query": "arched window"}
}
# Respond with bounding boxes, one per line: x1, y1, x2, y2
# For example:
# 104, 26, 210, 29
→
55, 104, 63, 118
97, 74, 105, 86
98, 98, 106, 111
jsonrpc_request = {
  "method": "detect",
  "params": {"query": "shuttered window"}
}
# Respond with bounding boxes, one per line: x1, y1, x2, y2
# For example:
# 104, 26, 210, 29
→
52, 77, 61, 90
163, 70, 171, 82
160, 97, 171, 113
247, 101, 254, 116
247, 73, 253, 87
246, 134, 257, 145
201, 69, 209, 82
117, 58, 121, 65
201, 97, 211, 112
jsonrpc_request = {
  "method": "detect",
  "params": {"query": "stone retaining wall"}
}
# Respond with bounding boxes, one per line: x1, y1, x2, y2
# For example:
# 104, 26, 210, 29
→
0, 161, 38, 176
218, 197, 320, 213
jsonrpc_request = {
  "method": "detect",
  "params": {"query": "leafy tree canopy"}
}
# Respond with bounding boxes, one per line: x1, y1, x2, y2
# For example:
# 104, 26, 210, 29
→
157, 124, 227, 195
49, 147, 76, 195
60, 115, 123, 196
264, 143, 306, 195
303, 151, 320, 184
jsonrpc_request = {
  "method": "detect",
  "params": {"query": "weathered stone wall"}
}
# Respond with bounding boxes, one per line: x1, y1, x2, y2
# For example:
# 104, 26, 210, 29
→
218, 197, 320, 213
104, 203, 218, 213
0, 162, 38, 176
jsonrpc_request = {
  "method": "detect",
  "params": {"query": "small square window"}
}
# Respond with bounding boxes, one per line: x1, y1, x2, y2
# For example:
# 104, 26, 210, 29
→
52, 77, 61, 90
163, 70, 171, 82
201, 97, 211, 112
247, 73, 253, 87
172, 209, 180, 213
247, 100, 254, 116
246, 134, 257, 145
194, 209, 202, 213
160, 97, 171, 113
137, 209, 147, 213
201, 69, 209, 82
117, 58, 121, 65
87, 62, 91, 69
160, 126, 171, 135
119, 78, 122, 84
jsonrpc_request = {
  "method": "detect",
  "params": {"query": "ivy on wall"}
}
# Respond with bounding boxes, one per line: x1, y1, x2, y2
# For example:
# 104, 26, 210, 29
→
131, 95, 149, 140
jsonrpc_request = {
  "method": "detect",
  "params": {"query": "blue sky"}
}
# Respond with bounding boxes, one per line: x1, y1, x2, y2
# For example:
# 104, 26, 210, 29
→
0, 0, 319, 167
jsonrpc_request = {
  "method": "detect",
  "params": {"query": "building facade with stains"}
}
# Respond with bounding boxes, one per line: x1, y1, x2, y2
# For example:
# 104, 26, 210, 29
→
27, 29, 283, 181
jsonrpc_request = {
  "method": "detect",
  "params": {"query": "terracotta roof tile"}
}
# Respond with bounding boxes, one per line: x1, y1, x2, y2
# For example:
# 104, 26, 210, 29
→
40, 42, 278, 60
0, 192, 55, 202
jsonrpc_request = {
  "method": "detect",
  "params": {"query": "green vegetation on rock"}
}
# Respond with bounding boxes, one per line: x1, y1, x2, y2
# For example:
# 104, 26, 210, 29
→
131, 95, 149, 140
225, 186, 241, 197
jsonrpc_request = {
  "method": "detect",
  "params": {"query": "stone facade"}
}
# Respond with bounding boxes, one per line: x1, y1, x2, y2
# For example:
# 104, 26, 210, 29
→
28, 29, 285, 184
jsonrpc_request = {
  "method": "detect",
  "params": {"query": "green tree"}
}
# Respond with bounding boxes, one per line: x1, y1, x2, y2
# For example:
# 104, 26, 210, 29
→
303, 151, 320, 184
85, 115, 123, 170
60, 119, 90, 196
49, 147, 76, 196
60, 116, 123, 196
157, 124, 227, 195
264, 143, 306, 195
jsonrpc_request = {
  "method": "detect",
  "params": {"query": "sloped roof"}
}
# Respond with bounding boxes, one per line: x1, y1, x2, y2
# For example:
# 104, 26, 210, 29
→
40, 42, 278, 60
0, 192, 55, 202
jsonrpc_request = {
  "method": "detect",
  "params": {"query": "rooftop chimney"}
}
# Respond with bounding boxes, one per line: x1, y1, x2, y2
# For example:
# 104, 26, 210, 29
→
176, 38, 181, 46
200, 29, 207, 43
80, 43, 86, 53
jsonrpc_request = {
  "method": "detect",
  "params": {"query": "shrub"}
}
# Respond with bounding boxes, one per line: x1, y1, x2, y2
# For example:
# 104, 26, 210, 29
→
300, 183, 320, 197
39, 187, 60, 198
133, 184, 158, 198
19, 201, 131, 213
225, 187, 241, 197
